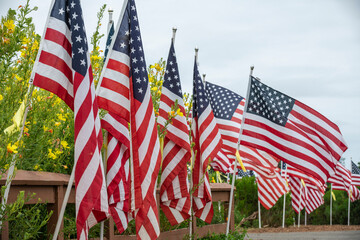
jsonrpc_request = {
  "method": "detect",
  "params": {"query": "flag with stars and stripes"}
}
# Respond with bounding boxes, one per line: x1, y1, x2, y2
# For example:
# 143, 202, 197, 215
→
157, 40, 191, 225
351, 161, 360, 186
205, 81, 244, 173
101, 113, 131, 233
240, 76, 348, 184
191, 58, 224, 223
328, 162, 351, 193
31, 0, 109, 238
96, 0, 161, 238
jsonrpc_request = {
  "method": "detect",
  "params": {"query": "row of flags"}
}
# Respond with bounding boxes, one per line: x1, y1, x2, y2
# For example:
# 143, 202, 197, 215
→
27, 0, 359, 239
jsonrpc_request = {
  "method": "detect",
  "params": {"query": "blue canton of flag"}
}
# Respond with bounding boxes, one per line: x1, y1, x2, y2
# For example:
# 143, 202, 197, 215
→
51, 0, 88, 76
238, 169, 254, 178
205, 82, 243, 120
247, 78, 295, 127
163, 42, 183, 98
104, 21, 115, 62
352, 161, 360, 175
112, 1, 148, 103
192, 61, 210, 117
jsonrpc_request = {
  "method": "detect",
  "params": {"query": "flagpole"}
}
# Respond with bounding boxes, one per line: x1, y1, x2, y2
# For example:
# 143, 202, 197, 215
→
304, 187, 307, 226
107, 7, 113, 34
330, 183, 333, 225
0, 84, 34, 229
0, 0, 57, 231
99, 8, 114, 239
226, 66, 254, 235
348, 159, 352, 226
348, 190, 351, 226
282, 162, 288, 228
298, 180, 303, 228
189, 47, 199, 238
258, 186, 262, 229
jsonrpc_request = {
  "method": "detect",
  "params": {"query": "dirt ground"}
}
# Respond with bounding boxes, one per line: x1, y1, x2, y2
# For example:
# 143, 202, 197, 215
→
246, 225, 360, 233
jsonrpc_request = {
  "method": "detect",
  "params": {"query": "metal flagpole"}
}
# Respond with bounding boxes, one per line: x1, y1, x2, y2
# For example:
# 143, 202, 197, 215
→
258, 190, 262, 229
0, 0, 56, 231
226, 66, 254, 235
304, 187, 307, 226
298, 180, 303, 228
330, 183, 333, 225
0, 84, 34, 229
348, 190, 351, 226
99, 8, 115, 239
282, 161, 288, 228
189, 47, 199, 238
348, 159, 352, 226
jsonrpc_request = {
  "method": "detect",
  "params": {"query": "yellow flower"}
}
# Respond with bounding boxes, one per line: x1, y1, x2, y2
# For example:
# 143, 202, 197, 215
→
154, 63, 163, 72
15, 74, 22, 82
55, 122, 61, 127
55, 149, 63, 155
37, 96, 41, 102
176, 108, 184, 117
43, 126, 49, 132
48, 149, 57, 159
149, 76, 154, 83
23, 126, 29, 133
7, 143, 18, 153
157, 90, 161, 95
63, 165, 68, 169
151, 86, 158, 91
61, 140, 70, 149
0, 94, 3, 101
34, 164, 40, 170
57, 113, 66, 121
31, 40, 39, 51
22, 37, 30, 45
4, 20, 15, 32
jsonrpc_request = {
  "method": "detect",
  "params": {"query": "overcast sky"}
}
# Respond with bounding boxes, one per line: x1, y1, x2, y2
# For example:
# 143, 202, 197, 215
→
1, 0, 359, 168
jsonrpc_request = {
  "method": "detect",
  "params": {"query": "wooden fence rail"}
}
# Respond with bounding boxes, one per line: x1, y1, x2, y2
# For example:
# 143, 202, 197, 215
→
1, 170, 234, 239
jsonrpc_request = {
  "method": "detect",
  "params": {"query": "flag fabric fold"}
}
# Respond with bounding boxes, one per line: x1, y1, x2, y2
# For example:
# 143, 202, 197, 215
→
101, 113, 131, 233
31, 0, 109, 238
240, 76, 348, 184
96, 0, 161, 238
157, 40, 191, 225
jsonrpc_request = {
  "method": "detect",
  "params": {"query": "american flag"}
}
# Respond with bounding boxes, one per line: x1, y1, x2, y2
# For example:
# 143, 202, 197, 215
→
31, 0, 109, 238
157, 40, 191, 225
101, 113, 131, 233
256, 172, 289, 209
205, 81, 245, 173
241, 76, 348, 184
351, 161, 360, 186
328, 162, 351, 193
288, 167, 325, 214
192, 58, 223, 223
97, 0, 161, 238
